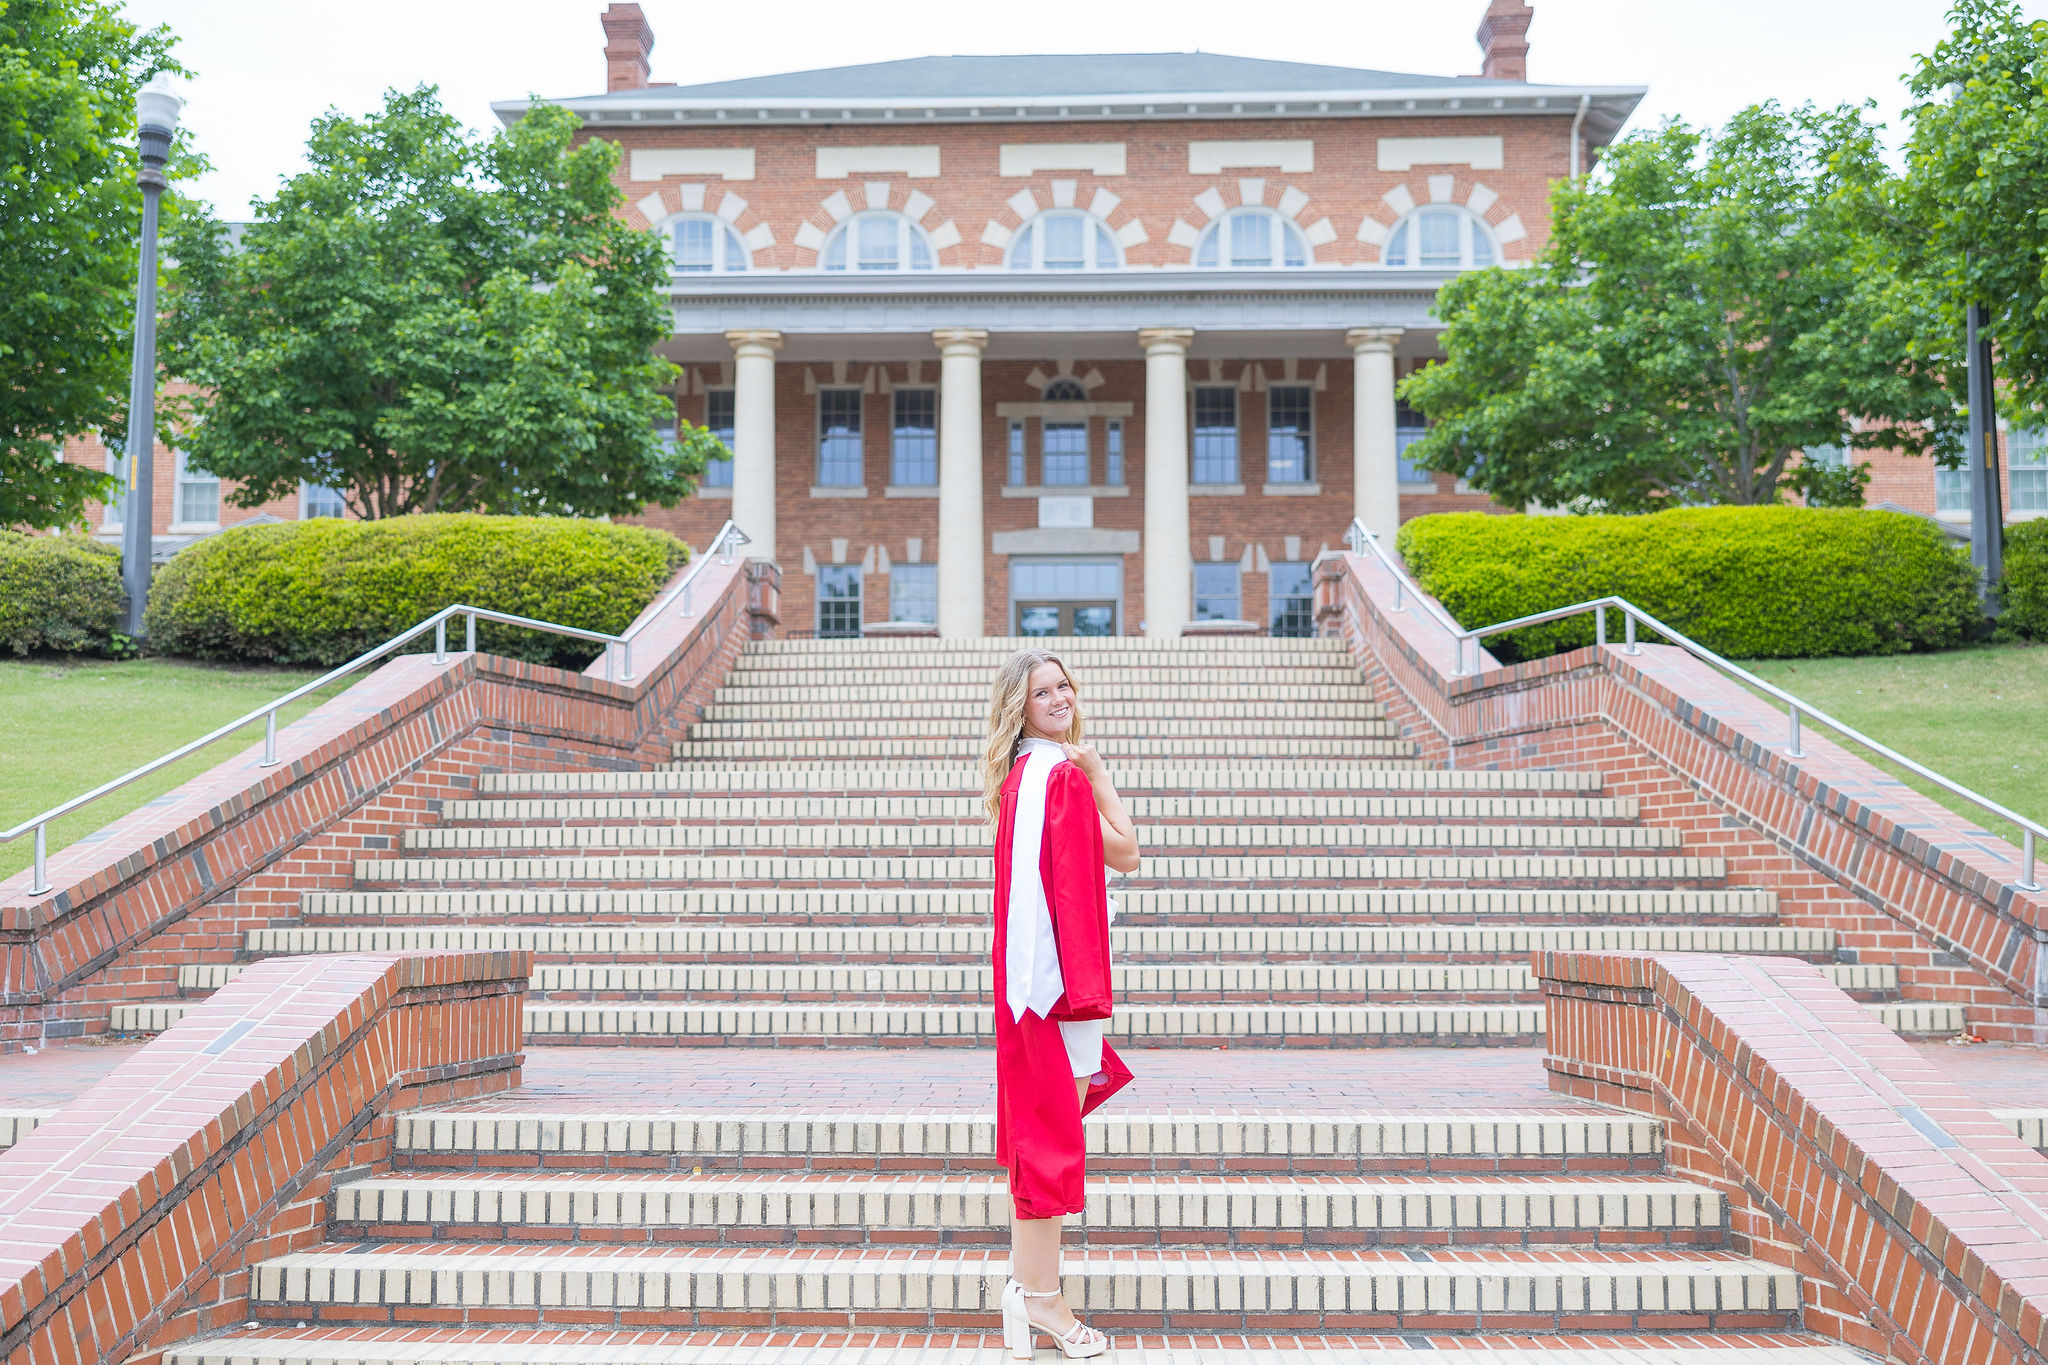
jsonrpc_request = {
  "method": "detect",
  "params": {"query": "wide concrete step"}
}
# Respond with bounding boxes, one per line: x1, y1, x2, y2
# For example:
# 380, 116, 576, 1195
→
398, 825, 1682, 855
515, 1002, 1550, 1046
180, 960, 1903, 1001
160, 1333, 1883, 1365
246, 1245, 1802, 1332
736, 637, 1349, 660
688, 718, 1401, 742
256, 919, 1822, 960
728, 665, 1371, 688
392, 1109, 1670, 1175
714, 681, 1377, 703
672, 737, 1421, 761
441, 793, 1644, 824
351, 854, 1729, 889
329, 1173, 1727, 1248
113, 997, 1962, 1042
704, 699, 1388, 722
480, 768, 1605, 796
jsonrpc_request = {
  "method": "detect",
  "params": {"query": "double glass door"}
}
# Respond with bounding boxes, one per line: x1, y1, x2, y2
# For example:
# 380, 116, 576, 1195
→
1017, 602, 1116, 636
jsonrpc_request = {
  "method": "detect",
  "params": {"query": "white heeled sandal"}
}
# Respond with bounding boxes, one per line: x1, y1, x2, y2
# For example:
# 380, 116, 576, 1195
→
1001, 1278, 1109, 1360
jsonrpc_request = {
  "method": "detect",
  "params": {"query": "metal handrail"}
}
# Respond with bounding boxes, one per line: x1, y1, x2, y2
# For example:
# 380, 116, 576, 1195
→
1, 520, 750, 897
1341, 518, 2042, 892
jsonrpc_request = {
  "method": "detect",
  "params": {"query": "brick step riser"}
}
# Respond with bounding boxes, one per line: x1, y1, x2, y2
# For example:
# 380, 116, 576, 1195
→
352, 878, 1732, 894
244, 947, 1843, 970
480, 772, 1605, 794
323, 1223, 1728, 1250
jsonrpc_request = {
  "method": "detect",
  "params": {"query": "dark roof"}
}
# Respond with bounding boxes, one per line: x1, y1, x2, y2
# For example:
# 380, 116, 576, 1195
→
569, 51, 1532, 105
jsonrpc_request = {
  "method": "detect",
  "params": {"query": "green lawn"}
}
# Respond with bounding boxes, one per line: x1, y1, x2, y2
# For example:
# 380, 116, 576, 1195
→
0, 658, 350, 883
1739, 642, 2048, 837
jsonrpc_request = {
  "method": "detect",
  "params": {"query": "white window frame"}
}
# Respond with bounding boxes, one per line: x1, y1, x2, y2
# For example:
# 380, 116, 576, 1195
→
820, 212, 935, 272
100, 448, 125, 529
703, 388, 736, 489
2010, 426, 2048, 514
891, 387, 939, 487
1193, 563, 1243, 622
665, 213, 751, 274
1007, 211, 1123, 270
889, 562, 938, 624
171, 450, 221, 530
299, 481, 347, 519
817, 387, 865, 488
1381, 207, 1499, 270
1266, 384, 1315, 484
1193, 209, 1311, 269
1935, 464, 1972, 516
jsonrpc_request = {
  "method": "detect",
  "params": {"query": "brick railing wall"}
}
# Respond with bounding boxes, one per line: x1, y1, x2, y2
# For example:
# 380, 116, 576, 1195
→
1316, 551, 2048, 1040
1537, 950, 2048, 1365
0, 556, 777, 1052
0, 950, 527, 1365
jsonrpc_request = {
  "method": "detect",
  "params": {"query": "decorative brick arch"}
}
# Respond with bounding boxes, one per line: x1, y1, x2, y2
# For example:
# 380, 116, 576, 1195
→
1165, 180, 1337, 265
1355, 176, 1529, 264
630, 183, 777, 266
975, 180, 1149, 266
791, 183, 963, 267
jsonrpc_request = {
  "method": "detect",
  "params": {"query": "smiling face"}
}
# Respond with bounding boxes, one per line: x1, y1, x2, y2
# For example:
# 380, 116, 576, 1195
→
1020, 660, 1077, 741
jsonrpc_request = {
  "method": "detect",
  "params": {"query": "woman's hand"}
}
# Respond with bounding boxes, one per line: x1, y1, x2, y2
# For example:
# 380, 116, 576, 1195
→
1061, 742, 1108, 782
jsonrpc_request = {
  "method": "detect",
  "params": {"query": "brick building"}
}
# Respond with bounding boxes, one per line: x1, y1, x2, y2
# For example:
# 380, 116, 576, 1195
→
491, 0, 1641, 638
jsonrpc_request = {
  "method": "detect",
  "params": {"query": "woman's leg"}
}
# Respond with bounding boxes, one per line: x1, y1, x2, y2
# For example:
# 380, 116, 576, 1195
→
1009, 1077, 1095, 1335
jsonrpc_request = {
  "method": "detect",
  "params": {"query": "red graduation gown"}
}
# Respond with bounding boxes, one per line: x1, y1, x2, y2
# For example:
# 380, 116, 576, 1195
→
991, 753, 1134, 1220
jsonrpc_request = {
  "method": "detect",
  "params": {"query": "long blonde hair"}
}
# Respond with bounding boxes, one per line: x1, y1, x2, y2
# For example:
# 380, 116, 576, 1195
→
981, 649, 1085, 826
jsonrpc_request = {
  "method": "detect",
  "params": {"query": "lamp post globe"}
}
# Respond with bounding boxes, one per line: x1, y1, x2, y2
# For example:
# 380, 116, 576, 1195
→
119, 74, 184, 638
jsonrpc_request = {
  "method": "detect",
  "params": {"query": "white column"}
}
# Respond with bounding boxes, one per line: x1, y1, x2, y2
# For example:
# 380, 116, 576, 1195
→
1347, 327, 1403, 550
933, 328, 989, 638
726, 329, 783, 561
1140, 328, 1195, 638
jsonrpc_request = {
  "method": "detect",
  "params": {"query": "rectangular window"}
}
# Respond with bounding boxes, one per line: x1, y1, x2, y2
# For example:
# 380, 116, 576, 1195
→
102, 451, 125, 527
892, 389, 937, 486
674, 218, 714, 272
818, 389, 863, 487
1194, 563, 1242, 622
703, 389, 735, 488
174, 450, 220, 526
1106, 420, 1124, 485
1936, 465, 1971, 513
1230, 213, 1272, 268
1193, 386, 1238, 485
1419, 211, 1462, 267
1043, 214, 1086, 269
818, 564, 862, 637
301, 482, 346, 519
1008, 421, 1026, 486
857, 216, 898, 270
1802, 443, 1847, 469
1269, 561, 1314, 637
1042, 421, 1089, 486
1267, 385, 1314, 483
1395, 400, 1433, 485
889, 563, 937, 624
2012, 427, 2048, 513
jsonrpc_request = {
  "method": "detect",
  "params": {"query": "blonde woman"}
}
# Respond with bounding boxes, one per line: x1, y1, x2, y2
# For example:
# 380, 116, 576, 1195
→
984, 648, 1140, 1360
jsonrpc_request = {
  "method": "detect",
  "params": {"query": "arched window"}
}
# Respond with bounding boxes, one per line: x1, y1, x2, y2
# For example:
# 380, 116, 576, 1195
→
821, 213, 935, 271
1381, 207, 1497, 269
667, 214, 750, 273
1009, 212, 1121, 270
1041, 378, 1088, 401
1194, 209, 1309, 269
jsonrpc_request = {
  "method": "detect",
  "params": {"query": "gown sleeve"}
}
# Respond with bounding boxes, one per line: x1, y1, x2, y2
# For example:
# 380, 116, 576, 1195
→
1044, 762, 1113, 1021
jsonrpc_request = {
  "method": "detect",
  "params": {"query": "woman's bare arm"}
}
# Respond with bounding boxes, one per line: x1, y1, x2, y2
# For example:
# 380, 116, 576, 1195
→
1062, 742, 1139, 874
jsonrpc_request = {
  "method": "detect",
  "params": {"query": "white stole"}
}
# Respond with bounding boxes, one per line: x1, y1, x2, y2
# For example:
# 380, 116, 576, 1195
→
1004, 738, 1068, 1023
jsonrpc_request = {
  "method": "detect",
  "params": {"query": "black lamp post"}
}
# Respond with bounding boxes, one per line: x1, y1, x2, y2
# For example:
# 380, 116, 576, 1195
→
1965, 300, 2005, 611
120, 74, 183, 638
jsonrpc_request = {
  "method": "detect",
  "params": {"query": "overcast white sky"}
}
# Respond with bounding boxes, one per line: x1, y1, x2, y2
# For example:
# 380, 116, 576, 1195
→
130, 0, 2037, 215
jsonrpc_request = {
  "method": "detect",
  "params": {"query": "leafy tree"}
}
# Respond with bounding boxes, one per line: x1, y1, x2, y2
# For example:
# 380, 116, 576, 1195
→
0, 0, 183, 530
1889, 0, 2048, 436
1401, 104, 1950, 511
163, 87, 720, 519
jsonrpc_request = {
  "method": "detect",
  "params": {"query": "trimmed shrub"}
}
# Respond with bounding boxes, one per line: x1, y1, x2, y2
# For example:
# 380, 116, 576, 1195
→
0, 532, 127, 656
2004, 519, 2048, 640
144, 514, 688, 668
1396, 507, 1981, 661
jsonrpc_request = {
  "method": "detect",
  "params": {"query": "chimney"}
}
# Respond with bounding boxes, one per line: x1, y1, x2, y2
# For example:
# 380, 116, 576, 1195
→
1476, 0, 1532, 82
602, 3, 655, 92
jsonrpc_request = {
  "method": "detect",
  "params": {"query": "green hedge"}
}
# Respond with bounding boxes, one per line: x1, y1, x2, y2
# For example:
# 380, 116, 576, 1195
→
2004, 519, 2048, 640
144, 514, 689, 668
1395, 507, 1981, 661
0, 532, 127, 656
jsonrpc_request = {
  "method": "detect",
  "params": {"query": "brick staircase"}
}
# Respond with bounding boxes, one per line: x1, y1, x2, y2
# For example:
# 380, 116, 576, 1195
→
121, 636, 1977, 1360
